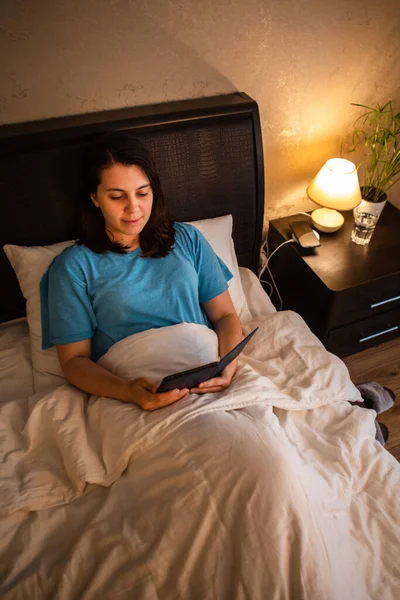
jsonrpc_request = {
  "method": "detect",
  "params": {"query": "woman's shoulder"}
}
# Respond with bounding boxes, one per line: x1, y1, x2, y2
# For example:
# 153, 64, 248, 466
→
50, 242, 94, 276
174, 221, 191, 233
173, 221, 203, 254
174, 221, 204, 243
53, 242, 85, 263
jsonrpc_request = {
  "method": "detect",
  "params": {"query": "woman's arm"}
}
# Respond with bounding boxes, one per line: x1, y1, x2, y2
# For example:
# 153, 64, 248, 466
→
57, 340, 189, 410
192, 290, 243, 394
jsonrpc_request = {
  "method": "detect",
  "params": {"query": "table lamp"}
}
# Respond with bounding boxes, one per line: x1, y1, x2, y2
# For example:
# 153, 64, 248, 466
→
306, 158, 362, 232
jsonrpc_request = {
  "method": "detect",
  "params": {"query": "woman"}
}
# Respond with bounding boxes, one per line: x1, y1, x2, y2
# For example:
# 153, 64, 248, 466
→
40, 131, 243, 411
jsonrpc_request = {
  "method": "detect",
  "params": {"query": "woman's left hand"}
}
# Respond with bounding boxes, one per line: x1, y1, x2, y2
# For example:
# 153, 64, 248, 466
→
198, 289, 242, 394
190, 360, 237, 394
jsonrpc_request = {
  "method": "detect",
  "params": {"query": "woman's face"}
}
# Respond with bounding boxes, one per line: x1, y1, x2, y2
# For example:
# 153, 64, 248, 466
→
91, 162, 153, 249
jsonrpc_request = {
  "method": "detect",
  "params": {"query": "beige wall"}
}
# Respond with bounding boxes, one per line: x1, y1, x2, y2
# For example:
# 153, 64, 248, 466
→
1, 0, 400, 221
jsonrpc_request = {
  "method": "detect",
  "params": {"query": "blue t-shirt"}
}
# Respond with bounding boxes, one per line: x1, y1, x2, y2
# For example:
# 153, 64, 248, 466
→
40, 222, 233, 361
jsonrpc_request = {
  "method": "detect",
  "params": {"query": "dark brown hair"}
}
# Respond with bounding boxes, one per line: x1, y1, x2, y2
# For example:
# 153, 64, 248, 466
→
77, 131, 175, 257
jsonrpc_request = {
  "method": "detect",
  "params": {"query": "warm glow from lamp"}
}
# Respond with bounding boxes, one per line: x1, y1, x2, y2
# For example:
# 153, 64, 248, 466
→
306, 158, 361, 232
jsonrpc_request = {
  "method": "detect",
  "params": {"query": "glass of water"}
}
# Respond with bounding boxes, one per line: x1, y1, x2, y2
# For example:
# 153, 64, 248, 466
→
351, 197, 387, 245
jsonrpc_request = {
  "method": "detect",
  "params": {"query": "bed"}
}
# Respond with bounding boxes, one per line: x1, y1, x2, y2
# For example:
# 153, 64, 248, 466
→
0, 93, 399, 600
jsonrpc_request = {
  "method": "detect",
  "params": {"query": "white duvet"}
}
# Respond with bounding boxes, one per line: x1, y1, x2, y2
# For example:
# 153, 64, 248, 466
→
1, 311, 399, 599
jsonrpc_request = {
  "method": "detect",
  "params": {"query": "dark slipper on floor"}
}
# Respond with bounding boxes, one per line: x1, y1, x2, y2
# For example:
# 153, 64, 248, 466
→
382, 386, 396, 403
375, 421, 389, 446
378, 422, 389, 445
355, 382, 395, 414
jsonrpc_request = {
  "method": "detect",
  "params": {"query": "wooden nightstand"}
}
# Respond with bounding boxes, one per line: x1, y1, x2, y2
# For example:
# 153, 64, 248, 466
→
266, 201, 400, 357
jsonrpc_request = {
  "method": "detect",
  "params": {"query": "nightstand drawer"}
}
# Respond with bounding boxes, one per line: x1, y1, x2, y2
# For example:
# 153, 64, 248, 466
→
269, 204, 400, 357
330, 274, 400, 327
326, 306, 400, 357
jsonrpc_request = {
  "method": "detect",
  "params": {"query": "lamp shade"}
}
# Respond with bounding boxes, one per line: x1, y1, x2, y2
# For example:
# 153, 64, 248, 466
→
306, 158, 361, 210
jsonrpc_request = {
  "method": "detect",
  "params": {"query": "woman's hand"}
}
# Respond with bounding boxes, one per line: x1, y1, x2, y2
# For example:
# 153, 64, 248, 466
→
125, 377, 189, 411
189, 360, 238, 395
200, 290, 243, 395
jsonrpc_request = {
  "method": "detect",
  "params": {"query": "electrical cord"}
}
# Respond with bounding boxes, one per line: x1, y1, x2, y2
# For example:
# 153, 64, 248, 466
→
260, 266, 283, 309
291, 211, 312, 219
259, 238, 295, 280
261, 279, 273, 296
259, 212, 314, 309
259, 238, 296, 310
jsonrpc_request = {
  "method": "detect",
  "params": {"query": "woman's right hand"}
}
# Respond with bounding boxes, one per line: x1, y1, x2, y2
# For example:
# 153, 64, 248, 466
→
125, 377, 189, 411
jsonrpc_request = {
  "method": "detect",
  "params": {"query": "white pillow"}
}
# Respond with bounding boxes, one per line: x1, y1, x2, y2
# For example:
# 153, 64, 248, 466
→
187, 215, 252, 324
4, 215, 251, 392
4, 240, 75, 392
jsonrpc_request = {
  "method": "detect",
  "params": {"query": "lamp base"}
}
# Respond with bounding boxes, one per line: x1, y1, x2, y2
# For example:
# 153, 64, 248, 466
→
311, 208, 344, 233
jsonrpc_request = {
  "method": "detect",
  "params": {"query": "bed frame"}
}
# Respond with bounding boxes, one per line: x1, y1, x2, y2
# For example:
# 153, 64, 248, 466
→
0, 92, 264, 323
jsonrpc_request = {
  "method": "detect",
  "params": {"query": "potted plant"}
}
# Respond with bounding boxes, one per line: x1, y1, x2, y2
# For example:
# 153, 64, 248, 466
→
344, 100, 400, 203
343, 101, 400, 244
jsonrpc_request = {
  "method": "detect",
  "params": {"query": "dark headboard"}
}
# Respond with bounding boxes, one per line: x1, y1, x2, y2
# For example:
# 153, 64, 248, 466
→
0, 92, 264, 323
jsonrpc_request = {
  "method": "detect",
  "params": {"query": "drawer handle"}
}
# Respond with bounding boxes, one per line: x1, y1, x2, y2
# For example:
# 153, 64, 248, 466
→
370, 295, 400, 309
359, 325, 399, 343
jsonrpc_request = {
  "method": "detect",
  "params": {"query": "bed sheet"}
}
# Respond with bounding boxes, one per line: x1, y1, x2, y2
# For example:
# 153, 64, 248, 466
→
1, 301, 399, 599
0, 318, 33, 401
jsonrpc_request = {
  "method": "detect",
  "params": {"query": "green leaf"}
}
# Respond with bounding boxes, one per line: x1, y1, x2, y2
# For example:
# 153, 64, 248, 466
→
343, 99, 400, 195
